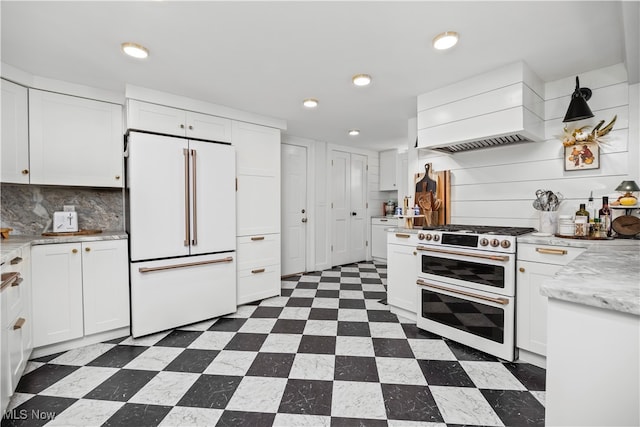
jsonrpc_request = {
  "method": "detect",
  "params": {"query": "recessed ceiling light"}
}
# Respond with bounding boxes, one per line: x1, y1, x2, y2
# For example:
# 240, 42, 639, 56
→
432, 31, 459, 50
121, 42, 149, 59
348, 129, 360, 136
352, 74, 372, 87
303, 98, 319, 108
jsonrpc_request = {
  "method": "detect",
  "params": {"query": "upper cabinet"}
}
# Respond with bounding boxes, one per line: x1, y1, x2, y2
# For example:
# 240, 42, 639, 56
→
126, 99, 232, 142
379, 150, 398, 191
1, 79, 29, 184
29, 89, 124, 187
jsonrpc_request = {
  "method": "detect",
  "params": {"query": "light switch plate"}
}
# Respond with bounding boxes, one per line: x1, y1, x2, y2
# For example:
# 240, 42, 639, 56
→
53, 211, 78, 232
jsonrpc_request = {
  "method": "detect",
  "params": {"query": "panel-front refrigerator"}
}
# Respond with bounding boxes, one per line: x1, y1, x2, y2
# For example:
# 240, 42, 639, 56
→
126, 131, 236, 337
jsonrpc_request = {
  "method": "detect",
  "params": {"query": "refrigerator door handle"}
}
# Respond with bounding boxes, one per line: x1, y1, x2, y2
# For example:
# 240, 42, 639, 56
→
183, 148, 190, 247
191, 148, 198, 246
138, 256, 234, 273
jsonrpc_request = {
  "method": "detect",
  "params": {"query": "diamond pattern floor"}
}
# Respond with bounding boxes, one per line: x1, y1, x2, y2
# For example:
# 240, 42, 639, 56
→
1, 262, 546, 426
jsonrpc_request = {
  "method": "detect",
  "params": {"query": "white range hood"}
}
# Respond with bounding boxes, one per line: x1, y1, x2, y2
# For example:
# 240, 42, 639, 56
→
417, 61, 545, 153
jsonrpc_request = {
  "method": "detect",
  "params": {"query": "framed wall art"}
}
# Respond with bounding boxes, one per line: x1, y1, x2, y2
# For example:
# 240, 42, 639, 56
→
564, 142, 600, 171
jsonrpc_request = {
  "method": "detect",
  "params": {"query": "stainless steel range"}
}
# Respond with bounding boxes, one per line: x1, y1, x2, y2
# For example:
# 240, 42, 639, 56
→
414, 224, 534, 361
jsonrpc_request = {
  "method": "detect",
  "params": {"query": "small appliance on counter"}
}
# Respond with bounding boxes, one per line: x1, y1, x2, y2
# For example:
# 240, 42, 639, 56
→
53, 210, 78, 232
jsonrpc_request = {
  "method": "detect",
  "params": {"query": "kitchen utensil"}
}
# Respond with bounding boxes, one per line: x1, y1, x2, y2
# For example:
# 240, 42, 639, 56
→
433, 198, 442, 211
612, 215, 640, 237
533, 199, 542, 211
418, 195, 431, 213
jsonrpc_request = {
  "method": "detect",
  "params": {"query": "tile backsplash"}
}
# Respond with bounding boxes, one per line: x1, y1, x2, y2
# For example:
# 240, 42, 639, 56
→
1, 184, 124, 235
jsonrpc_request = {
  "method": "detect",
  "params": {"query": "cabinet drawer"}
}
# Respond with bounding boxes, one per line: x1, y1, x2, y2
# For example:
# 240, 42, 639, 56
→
517, 244, 585, 265
372, 218, 393, 226
7, 307, 30, 391
2, 250, 26, 324
237, 234, 280, 270
387, 231, 416, 246
237, 264, 281, 305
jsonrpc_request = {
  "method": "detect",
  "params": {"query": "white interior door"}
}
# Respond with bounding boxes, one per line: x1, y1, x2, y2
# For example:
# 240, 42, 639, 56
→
331, 150, 367, 266
281, 144, 307, 275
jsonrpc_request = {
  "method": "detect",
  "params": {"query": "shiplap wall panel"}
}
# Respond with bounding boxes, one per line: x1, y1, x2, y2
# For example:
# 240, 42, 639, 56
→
417, 63, 636, 228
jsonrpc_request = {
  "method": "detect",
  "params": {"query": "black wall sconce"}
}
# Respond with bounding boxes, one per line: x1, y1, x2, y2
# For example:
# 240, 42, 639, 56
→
563, 76, 594, 122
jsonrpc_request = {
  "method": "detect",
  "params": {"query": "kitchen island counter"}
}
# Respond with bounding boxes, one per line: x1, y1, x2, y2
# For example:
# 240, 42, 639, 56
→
1, 231, 128, 265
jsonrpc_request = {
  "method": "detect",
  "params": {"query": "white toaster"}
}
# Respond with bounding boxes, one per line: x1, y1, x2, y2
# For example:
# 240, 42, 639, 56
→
53, 211, 78, 232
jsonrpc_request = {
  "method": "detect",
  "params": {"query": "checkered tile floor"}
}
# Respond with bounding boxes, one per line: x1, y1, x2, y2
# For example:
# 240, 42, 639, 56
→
2, 262, 546, 426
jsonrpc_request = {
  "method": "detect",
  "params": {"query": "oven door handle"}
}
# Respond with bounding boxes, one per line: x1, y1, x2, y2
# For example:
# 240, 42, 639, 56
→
416, 246, 510, 262
416, 279, 510, 305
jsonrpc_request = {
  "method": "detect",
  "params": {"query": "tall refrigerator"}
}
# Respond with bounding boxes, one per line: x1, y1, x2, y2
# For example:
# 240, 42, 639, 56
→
126, 131, 236, 337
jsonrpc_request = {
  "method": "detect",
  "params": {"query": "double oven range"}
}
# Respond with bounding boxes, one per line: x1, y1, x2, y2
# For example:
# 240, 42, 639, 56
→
414, 225, 534, 361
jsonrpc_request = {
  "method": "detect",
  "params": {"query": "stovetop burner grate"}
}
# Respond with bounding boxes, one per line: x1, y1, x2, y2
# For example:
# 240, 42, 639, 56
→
422, 224, 536, 236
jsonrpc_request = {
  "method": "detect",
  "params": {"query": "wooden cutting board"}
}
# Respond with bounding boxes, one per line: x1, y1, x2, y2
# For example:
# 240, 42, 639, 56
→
414, 163, 450, 227
42, 229, 103, 237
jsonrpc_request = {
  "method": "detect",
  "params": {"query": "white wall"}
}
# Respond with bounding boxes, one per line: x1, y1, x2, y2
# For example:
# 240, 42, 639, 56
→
413, 63, 638, 228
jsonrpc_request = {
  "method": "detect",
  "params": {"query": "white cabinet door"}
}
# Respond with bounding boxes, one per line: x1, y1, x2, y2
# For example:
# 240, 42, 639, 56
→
379, 150, 397, 191
0, 289, 8, 415
31, 243, 83, 348
233, 121, 281, 236
187, 112, 232, 142
82, 240, 130, 335
516, 260, 561, 356
29, 89, 123, 187
1, 79, 29, 184
188, 141, 236, 255
371, 219, 392, 260
127, 99, 186, 137
127, 132, 191, 261
387, 242, 417, 314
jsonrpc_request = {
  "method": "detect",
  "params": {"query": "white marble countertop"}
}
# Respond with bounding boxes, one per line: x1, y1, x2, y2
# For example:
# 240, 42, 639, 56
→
518, 233, 640, 248
1, 231, 128, 265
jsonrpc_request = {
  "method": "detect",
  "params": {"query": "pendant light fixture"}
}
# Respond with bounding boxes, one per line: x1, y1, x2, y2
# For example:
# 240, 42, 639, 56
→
563, 76, 594, 122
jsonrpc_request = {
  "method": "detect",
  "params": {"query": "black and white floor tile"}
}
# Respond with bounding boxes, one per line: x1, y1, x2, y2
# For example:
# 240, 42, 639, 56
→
2, 262, 546, 426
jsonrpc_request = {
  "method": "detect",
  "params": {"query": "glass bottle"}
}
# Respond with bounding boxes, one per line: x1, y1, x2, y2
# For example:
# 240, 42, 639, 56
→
598, 196, 612, 237
575, 203, 589, 223
586, 191, 596, 223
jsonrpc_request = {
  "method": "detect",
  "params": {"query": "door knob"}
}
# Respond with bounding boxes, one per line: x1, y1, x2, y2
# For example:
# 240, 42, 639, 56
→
301, 218, 308, 223
351, 212, 357, 216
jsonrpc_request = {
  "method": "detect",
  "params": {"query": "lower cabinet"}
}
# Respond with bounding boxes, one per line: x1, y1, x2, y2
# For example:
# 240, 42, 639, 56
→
236, 234, 281, 305
31, 240, 129, 348
387, 233, 418, 318
516, 243, 585, 361
1, 247, 33, 415
371, 218, 392, 262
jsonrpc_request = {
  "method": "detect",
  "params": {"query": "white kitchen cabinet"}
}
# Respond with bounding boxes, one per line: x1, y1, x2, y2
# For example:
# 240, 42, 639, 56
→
387, 232, 418, 319
516, 243, 585, 363
379, 150, 398, 191
1, 79, 30, 184
397, 151, 408, 200
32, 240, 129, 348
126, 99, 232, 142
233, 121, 281, 304
371, 218, 392, 262
29, 89, 123, 187
1, 247, 33, 414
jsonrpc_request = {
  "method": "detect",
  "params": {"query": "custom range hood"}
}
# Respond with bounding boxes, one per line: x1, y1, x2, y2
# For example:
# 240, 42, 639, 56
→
417, 61, 545, 153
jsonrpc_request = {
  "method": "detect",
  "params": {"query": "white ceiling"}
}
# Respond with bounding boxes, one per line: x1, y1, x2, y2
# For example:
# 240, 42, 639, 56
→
1, 1, 637, 151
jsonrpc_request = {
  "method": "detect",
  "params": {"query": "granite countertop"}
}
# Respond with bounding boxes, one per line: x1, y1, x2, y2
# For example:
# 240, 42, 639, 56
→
1, 231, 128, 265
538, 241, 640, 316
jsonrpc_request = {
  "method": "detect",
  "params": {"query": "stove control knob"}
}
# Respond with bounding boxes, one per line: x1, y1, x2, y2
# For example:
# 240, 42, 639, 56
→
433, 234, 440, 242
480, 238, 489, 246
417, 233, 425, 240
501, 240, 511, 248
490, 239, 500, 247
425, 233, 433, 241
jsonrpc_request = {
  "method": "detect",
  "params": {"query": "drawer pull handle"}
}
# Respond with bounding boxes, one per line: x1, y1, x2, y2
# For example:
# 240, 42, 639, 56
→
21, 169, 29, 175
251, 268, 266, 274
395, 233, 411, 238
13, 318, 26, 330
417, 279, 509, 305
380, 219, 388, 222
85, 247, 91, 252
72, 249, 78, 254
139, 257, 233, 273
536, 248, 567, 255
519, 267, 525, 273
417, 246, 510, 262
1, 272, 19, 289
11, 277, 23, 287
251, 236, 265, 241
10, 257, 23, 265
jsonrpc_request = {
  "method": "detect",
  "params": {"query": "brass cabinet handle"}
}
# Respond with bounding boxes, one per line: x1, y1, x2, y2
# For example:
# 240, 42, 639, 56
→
180, 124, 185, 129
72, 248, 78, 254
395, 233, 411, 238
251, 268, 266, 274
115, 175, 121, 180
139, 256, 233, 273
380, 219, 388, 222
251, 236, 265, 241
21, 169, 29, 175
417, 279, 509, 305
10, 256, 23, 265
1, 272, 19, 289
85, 247, 91, 252
413, 251, 417, 256
189, 125, 193, 130
519, 267, 525, 273
536, 248, 567, 255
13, 317, 26, 330
11, 277, 23, 287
